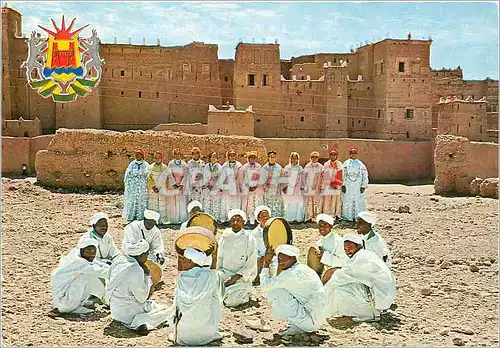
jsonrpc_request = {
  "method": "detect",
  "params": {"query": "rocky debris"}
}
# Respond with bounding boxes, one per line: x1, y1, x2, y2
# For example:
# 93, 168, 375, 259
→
233, 331, 254, 344
426, 257, 436, 265
397, 205, 411, 213
439, 329, 450, 336
470, 178, 483, 196
479, 178, 498, 199
244, 318, 271, 332
452, 327, 475, 335
470, 264, 480, 272
430, 196, 440, 202
452, 336, 466, 346
421, 288, 432, 296
439, 260, 453, 269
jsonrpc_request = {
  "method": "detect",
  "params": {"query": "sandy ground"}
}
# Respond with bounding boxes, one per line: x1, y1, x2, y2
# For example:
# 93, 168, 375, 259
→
1, 177, 498, 347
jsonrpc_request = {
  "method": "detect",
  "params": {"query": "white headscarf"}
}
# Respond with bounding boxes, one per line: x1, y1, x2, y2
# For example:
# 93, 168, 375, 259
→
77, 238, 99, 249
144, 209, 160, 223
254, 205, 271, 221
184, 247, 212, 267
124, 239, 150, 256
357, 211, 377, 225
343, 234, 364, 246
276, 244, 300, 258
316, 213, 334, 226
228, 209, 247, 222
187, 201, 203, 214
90, 212, 109, 226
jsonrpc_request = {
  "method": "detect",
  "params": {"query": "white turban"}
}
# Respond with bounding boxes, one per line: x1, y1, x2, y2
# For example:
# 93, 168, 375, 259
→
187, 200, 203, 214
228, 209, 247, 222
90, 212, 109, 226
125, 239, 150, 256
276, 244, 300, 258
254, 205, 271, 221
316, 213, 334, 226
184, 247, 212, 267
77, 238, 99, 249
343, 234, 364, 246
357, 211, 377, 225
144, 209, 160, 223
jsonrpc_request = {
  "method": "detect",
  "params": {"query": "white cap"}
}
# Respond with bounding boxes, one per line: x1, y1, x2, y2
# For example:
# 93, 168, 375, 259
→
77, 238, 99, 249
187, 200, 203, 214
228, 209, 247, 222
357, 211, 377, 225
276, 244, 300, 258
90, 212, 109, 226
316, 213, 334, 226
184, 247, 212, 266
144, 209, 160, 223
254, 205, 271, 221
125, 239, 150, 256
343, 234, 364, 246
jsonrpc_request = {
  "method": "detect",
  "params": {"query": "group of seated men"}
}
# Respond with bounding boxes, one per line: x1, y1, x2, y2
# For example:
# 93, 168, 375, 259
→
51, 204, 396, 345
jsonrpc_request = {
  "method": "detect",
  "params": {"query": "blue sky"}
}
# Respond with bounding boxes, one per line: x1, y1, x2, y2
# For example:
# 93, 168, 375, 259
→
6, 1, 499, 79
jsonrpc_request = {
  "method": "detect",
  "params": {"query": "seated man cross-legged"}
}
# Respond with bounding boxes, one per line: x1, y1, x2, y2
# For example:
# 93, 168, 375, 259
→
260, 244, 327, 336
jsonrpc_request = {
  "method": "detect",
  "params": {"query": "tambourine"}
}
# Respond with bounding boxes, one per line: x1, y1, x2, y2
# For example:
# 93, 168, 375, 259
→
307, 246, 324, 274
145, 260, 162, 286
263, 217, 293, 251
321, 267, 340, 285
186, 212, 218, 235
175, 226, 217, 256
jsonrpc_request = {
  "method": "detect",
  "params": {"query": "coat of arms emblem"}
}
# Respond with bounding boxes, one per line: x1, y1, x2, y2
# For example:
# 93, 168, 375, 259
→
22, 16, 104, 102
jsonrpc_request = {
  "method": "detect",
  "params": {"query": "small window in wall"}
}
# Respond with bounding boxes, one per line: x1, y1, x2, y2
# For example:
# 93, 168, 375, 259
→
121, 91, 124, 96
363, 120, 366, 127
224, 76, 228, 82
248, 74, 255, 86
140, 71, 143, 76
262, 74, 268, 86
120, 70, 125, 76
334, 58, 337, 63
378, 110, 381, 118
24, 131, 29, 137
381, 62, 384, 74
406, 131, 410, 138
398, 62, 405, 73
156, 91, 159, 98
256, 119, 261, 123
480, 125, 483, 133
347, 59, 349, 63
139, 91, 142, 98
338, 119, 341, 124
405, 109, 414, 120
300, 116, 305, 122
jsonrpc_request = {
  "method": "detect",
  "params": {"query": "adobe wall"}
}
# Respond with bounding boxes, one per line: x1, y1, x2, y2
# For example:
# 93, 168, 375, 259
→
2, 117, 42, 137
2, 136, 30, 174
434, 135, 498, 196
1, 134, 54, 175
263, 138, 433, 182
152, 123, 207, 134
35, 129, 267, 190
437, 100, 489, 142
207, 105, 254, 136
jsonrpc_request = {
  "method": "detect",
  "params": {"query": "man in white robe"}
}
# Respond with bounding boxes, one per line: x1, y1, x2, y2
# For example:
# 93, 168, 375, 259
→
357, 211, 391, 265
308, 214, 347, 279
123, 209, 166, 270
168, 248, 224, 345
324, 234, 396, 322
51, 238, 108, 314
180, 200, 203, 231
217, 209, 258, 307
78, 212, 121, 264
251, 205, 277, 285
260, 244, 327, 336
341, 147, 369, 222
106, 240, 170, 335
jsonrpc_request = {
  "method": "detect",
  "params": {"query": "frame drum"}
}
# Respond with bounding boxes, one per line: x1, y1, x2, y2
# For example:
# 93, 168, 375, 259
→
263, 217, 293, 251
145, 260, 162, 286
186, 212, 218, 235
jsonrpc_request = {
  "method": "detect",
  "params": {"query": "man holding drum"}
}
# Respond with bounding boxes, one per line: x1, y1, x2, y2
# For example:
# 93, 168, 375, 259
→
307, 214, 347, 281
122, 209, 167, 271
217, 209, 258, 307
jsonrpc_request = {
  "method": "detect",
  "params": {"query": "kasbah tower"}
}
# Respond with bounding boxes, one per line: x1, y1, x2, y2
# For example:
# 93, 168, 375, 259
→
2, 6, 498, 142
